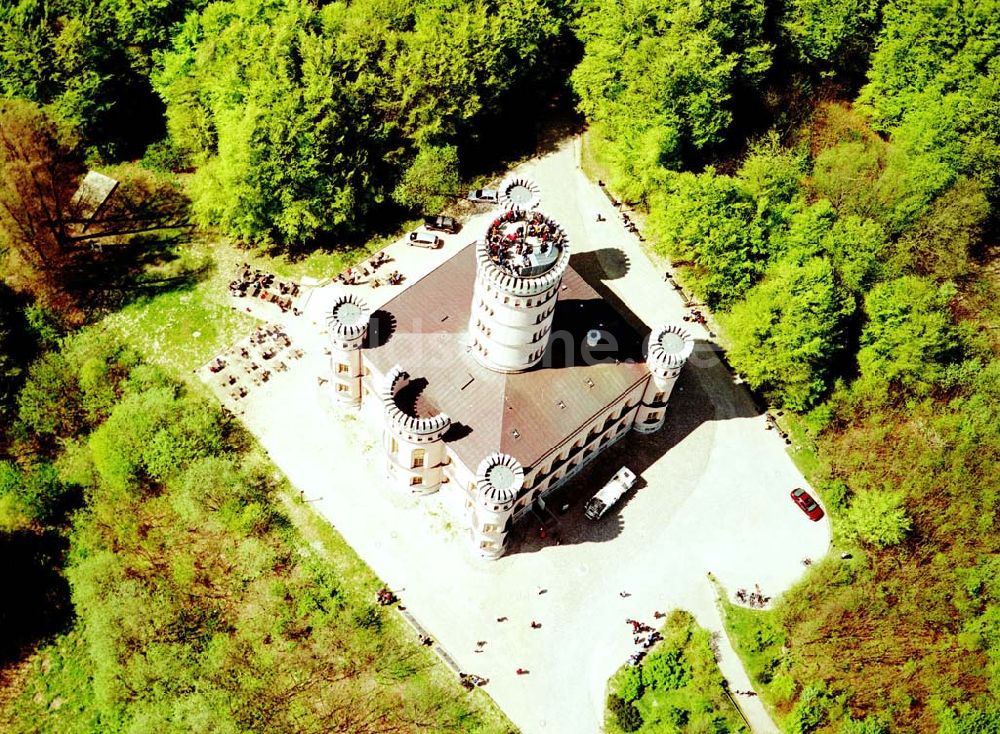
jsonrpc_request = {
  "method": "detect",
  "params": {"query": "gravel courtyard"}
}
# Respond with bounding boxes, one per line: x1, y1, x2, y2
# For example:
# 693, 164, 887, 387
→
200, 137, 831, 734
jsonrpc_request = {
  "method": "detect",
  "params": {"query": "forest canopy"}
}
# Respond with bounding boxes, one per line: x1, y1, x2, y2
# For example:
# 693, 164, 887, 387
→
1, 0, 999, 732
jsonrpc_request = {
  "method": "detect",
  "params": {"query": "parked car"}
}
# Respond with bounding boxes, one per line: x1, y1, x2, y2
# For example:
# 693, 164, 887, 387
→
424, 215, 460, 234
585, 467, 637, 520
408, 230, 443, 248
467, 188, 498, 204
790, 487, 824, 521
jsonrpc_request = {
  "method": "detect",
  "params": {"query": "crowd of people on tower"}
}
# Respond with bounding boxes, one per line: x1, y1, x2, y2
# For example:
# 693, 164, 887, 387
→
485, 209, 564, 276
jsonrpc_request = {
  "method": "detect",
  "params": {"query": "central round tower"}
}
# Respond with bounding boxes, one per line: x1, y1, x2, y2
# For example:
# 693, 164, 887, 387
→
468, 209, 570, 373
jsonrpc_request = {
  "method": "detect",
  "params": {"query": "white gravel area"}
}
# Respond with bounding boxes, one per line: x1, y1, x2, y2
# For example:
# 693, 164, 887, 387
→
200, 137, 831, 734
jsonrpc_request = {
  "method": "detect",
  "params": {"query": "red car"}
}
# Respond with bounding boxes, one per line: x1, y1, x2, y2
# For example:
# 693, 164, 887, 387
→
790, 487, 824, 521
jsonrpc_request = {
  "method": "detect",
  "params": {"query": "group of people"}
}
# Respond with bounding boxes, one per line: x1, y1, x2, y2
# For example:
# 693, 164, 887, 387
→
735, 585, 770, 608
335, 250, 402, 287
375, 588, 397, 606
625, 616, 663, 666
459, 672, 489, 690
208, 323, 301, 404
485, 209, 562, 275
683, 307, 708, 326
230, 264, 301, 314
370, 270, 403, 288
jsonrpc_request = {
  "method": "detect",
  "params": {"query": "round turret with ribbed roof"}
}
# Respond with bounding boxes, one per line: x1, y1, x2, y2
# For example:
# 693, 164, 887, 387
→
327, 294, 370, 406
470, 452, 524, 560
648, 324, 695, 379
634, 324, 695, 434
327, 294, 370, 350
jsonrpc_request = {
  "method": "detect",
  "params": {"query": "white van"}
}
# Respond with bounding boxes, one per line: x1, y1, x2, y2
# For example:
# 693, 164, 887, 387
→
584, 467, 637, 520
408, 230, 443, 248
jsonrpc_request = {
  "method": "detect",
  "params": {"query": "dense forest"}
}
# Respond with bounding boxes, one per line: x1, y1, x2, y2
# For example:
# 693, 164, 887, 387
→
1, 0, 999, 732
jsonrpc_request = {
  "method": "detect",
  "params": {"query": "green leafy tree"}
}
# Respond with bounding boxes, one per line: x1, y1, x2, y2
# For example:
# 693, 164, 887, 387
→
893, 177, 990, 280
859, 0, 1000, 198
16, 352, 83, 441
722, 257, 853, 410
642, 644, 691, 691
572, 0, 772, 197
89, 387, 224, 492
0, 461, 69, 525
0, 0, 206, 157
648, 169, 774, 307
155, 0, 563, 247
786, 683, 832, 734
780, 0, 881, 75
608, 693, 643, 732
392, 145, 461, 213
857, 276, 960, 398
616, 663, 644, 702
840, 714, 890, 734
842, 490, 912, 548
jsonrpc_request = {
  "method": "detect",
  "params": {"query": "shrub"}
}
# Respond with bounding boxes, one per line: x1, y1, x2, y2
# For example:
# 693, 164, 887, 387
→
840, 714, 889, 734
608, 694, 643, 732
664, 705, 689, 728
786, 684, 832, 734
616, 664, 644, 702
842, 490, 911, 548
644, 644, 691, 691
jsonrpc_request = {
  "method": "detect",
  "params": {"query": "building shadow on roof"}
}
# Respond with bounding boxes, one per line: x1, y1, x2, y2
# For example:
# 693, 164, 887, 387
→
366, 309, 396, 348
569, 250, 648, 333
505, 339, 762, 556
444, 422, 473, 442
540, 297, 645, 370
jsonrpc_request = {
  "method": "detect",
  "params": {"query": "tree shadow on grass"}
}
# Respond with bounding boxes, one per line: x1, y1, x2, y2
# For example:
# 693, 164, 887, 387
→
0, 529, 73, 666
61, 228, 214, 322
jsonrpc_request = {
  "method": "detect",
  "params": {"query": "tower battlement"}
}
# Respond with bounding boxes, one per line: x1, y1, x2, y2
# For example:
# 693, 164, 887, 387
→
379, 365, 451, 440
648, 324, 695, 377
327, 294, 370, 348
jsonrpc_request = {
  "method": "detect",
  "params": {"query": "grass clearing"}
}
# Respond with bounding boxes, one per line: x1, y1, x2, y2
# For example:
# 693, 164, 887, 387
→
0, 630, 99, 734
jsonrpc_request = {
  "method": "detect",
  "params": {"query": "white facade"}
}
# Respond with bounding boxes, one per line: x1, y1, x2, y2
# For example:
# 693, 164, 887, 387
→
379, 365, 451, 495
330, 194, 698, 559
469, 453, 523, 559
634, 324, 695, 434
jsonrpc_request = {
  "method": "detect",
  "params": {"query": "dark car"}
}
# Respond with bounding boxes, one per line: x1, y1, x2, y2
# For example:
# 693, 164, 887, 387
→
423, 215, 460, 234
790, 487, 824, 521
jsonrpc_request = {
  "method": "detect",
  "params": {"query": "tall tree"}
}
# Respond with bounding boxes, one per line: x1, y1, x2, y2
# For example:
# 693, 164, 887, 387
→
571, 0, 772, 198
721, 256, 853, 410
0, 100, 82, 268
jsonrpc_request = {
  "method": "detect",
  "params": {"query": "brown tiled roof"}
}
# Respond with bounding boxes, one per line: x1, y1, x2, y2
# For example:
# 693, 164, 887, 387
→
364, 243, 649, 472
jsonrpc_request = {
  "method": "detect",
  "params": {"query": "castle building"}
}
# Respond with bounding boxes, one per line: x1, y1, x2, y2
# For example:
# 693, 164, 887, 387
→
327, 190, 694, 560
